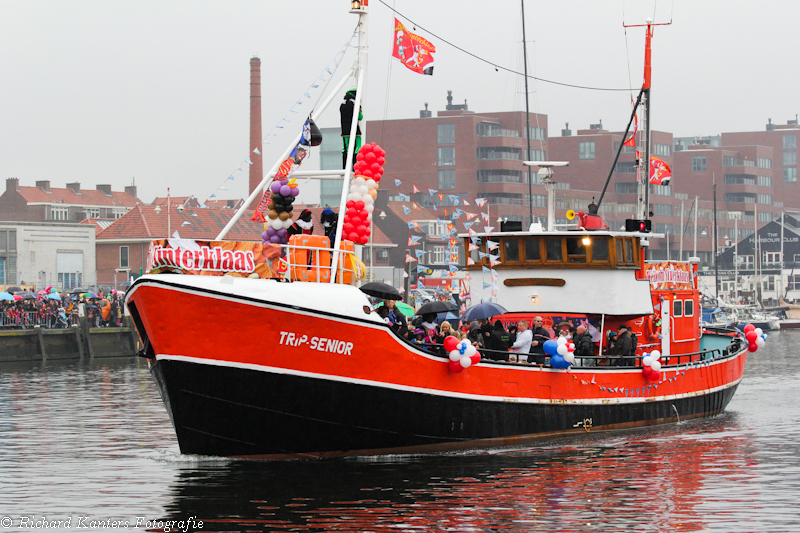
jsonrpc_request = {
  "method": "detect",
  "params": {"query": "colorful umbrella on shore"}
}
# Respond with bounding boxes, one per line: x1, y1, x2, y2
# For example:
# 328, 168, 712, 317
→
15, 292, 36, 300
81, 292, 99, 298
0, 293, 14, 301
6, 286, 22, 293
47, 293, 62, 301
376, 301, 415, 317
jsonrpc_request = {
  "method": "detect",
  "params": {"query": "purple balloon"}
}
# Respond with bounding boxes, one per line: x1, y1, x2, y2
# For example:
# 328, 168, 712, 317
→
262, 230, 270, 241
267, 226, 277, 236
280, 185, 292, 196
270, 182, 282, 193
277, 228, 287, 237
269, 235, 281, 243
280, 179, 289, 186
290, 187, 300, 197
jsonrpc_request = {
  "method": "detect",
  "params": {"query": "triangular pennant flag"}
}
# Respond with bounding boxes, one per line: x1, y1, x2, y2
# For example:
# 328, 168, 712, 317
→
483, 282, 490, 289
486, 240, 499, 250
395, 178, 402, 187
482, 266, 490, 273
438, 193, 444, 202
405, 254, 417, 263
475, 198, 486, 207
446, 311, 458, 319
462, 198, 470, 206
253, 147, 261, 155
481, 212, 490, 222
449, 265, 458, 272
409, 235, 422, 245
469, 243, 479, 251
484, 226, 495, 233
467, 257, 475, 265
219, 186, 229, 191
466, 212, 477, 220
403, 206, 411, 215
412, 185, 420, 194
415, 249, 427, 257
403, 271, 409, 278
407, 221, 420, 229
428, 188, 437, 196
304, 92, 311, 98
412, 202, 421, 210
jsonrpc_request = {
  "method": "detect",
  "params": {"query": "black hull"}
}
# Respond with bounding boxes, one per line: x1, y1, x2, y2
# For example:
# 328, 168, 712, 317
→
151, 358, 739, 459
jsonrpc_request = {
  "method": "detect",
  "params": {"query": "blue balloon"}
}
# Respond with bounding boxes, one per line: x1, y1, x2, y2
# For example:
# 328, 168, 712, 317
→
550, 353, 566, 368
543, 339, 558, 356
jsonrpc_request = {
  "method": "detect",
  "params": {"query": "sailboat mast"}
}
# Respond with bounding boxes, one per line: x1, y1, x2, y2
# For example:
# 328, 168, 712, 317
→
640, 18, 654, 222
521, 0, 534, 227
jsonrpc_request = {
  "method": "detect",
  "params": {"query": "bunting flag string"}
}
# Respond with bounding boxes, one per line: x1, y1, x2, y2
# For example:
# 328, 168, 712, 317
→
202, 30, 357, 205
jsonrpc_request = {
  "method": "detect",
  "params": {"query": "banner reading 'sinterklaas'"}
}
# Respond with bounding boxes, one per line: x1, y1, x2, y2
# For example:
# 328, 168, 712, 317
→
392, 18, 435, 76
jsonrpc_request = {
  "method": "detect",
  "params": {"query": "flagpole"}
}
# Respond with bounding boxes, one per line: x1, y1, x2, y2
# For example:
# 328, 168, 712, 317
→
521, 0, 534, 227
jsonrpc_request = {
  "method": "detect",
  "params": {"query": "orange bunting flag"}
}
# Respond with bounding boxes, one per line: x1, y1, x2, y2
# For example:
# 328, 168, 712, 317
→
412, 202, 421, 210
412, 185, 420, 194
467, 257, 475, 266
392, 18, 435, 76
649, 157, 672, 186
623, 114, 638, 147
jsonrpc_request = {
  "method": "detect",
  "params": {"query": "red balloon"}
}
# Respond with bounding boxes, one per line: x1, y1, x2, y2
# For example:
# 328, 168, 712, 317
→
380, 148, 386, 157
348, 232, 360, 242
362, 169, 373, 178
359, 235, 369, 245
346, 200, 354, 209
370, 142, 377, 149
743, 323, 755, 333
365, 151, 377, 164
443, 336, 460, 352
470, 353, 481, 364
356, 152, 365, 161
354, 201, 365, 211
370, 162, 382, 174
343, 223, 354, 234
567, 345, 575, 352
373, 173, 382, 182
364, 228, 371, 237
377, 156, 386, 165
642, 365, 653, 376
649, 370, 661, 381
449, 361, 464, 373
745, 330, 758, 343
356, 225, 367, 236
748, 343, 758, 353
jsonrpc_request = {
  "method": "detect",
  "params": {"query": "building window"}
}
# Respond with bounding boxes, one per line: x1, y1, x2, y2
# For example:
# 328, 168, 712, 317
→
785, 168, 797, 182
784, 151, 797, 166
759, 175, 772, 187
784, 134, 797, 150
477, 170, 522, 183
437, 146, 455, 166
433, 246, 446, 264
437, 123, 455, 144
724, 193, 756, 203
57, 252, 83, 289
758, 194, 773, 205
112, 208, 128, 219
723, 156, 738, 166
759, 211, 773, 222
120, 246, 129, 268
51, 206, 69, 220
654, 204, 673, 216
652, 184, 672, 196
724, 174, 755, 185
579, 142, 595, 159
758, 157, 772, 169
376, 249, 388, 262
530, 194, 547, 207
527, 149, 546, 161
84, 208, 100, 219
615, 182, 638, 194
437, 169, 456, 190
615, 161, 637, 174
477, 147, 521, 160
653, 144, 672, 156
692, 156, 707, 172
526, 127, 547, 141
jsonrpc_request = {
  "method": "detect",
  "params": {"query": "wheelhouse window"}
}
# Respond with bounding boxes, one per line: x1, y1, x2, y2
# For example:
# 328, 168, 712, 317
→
503, 238, 520, 263
589, 237, 610, 262
566, 237, 587, 263
673, 299, 683, 317
684, 299, 694, 317
545, 238, 563, 261
616, 237, 637, 266
523, 238, 541, 262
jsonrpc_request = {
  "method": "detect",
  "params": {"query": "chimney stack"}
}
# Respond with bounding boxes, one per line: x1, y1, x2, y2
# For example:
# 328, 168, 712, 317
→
36, 180, 50, 192
6, 178, 19, 193
67, 182, 81, 194
249, 56, 263, 195
124, 185, 138, 198
96, 184, 112, 195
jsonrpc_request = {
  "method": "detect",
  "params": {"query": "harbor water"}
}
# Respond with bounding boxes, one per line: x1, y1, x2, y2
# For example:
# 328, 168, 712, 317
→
1, 331, 799, 532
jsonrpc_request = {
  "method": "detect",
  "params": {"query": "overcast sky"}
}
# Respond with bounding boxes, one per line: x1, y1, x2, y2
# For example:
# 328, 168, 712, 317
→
1, 1, 797, 206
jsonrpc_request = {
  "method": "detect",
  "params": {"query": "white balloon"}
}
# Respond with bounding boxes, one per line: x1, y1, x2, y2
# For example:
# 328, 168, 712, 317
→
651, 360, 662, 372
557, 344, 568, 356
365, 204, 375, 213
271, 218, 283, 230
449, 350, 461, 362
754, 327, 763, 336
282, 218, 293, 229
459, 355, 472, 368
357, 185, 369, 195
465, 345, 477, 357
755, 337, 765, 347
763, 334, 768, 340
564, 353, 575, 363
642, 356, 653, 367
462, 339, 472, 347
353, 177, 366, 186
362, 194, 374, 205
366, 179, 377, 189
348, 192, 361, 202
650, 350, 661, 361
557, 337, 567, 346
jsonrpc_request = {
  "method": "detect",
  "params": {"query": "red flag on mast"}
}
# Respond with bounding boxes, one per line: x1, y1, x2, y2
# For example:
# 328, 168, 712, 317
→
649, 157, 672, 186
623, 114, 638, 147
392, 18, 435, 75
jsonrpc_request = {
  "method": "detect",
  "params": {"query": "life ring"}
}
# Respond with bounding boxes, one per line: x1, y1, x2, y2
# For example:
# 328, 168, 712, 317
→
645, 314, 661, 341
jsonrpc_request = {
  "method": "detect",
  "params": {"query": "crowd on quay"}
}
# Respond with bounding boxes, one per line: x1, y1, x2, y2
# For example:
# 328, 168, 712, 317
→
0, 288, 126, 329
375, 301, 639, 367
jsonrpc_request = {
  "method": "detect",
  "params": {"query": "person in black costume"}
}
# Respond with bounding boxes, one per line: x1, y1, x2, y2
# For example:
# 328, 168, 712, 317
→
339, 88, 363, 169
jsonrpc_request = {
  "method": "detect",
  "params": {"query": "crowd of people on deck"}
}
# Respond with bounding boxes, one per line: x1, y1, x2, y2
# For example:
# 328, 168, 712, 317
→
0, 289, 126, 329
374, 300, 640, 367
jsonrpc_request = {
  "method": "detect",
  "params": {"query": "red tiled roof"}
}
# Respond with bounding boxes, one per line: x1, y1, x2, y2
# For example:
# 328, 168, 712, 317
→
80, 218, 116, 236
205, 199, 244, 209
97, 204, 395, 245
151, 196, 201, 207
17, 185, 142, 207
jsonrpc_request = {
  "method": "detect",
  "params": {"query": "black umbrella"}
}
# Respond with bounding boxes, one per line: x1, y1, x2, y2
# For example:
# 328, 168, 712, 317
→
6, 286, 22, 293
359, 282, 402, 301
416, 300, 458, 315
16, 292, 36, 300
70, 287, 89, 294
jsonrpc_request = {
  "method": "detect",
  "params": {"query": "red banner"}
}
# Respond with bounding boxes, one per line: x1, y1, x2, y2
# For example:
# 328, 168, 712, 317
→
649, 157, 672, 186
623, 114, 638, 147
392, 18, 435, 76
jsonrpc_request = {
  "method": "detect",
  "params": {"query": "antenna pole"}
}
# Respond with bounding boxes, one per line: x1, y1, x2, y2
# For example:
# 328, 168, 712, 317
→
521, 0, 534, 227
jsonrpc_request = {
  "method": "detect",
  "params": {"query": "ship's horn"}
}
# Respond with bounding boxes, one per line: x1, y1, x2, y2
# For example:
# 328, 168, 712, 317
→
566, 210, 576, 220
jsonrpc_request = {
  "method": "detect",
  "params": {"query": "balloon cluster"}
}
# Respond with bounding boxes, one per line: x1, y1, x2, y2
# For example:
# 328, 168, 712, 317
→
444, 336, 480, 373
262, 178, 300, 244
641, 350, 662, 381
743, 323, 767, 353
544, 337, 575, 369
344, 143, 385, 245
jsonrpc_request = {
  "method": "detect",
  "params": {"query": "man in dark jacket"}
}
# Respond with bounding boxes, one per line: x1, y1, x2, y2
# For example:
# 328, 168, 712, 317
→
529, 316, 550, 365
613, 324, 634, 366
573, 324, 595, 366
487, 320, 511, 361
